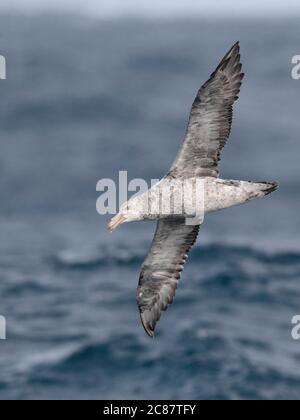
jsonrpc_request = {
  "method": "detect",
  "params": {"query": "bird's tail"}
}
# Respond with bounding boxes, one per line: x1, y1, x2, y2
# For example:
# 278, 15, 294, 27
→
255, 181, 278, 196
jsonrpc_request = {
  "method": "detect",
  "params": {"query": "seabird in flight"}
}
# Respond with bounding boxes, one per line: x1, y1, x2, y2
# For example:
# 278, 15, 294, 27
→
107, 42, 277, 337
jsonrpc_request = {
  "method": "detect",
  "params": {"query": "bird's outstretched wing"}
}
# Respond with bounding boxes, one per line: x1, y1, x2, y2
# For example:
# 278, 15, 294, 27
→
168, 42, 244, 179
137, 219, 200, 337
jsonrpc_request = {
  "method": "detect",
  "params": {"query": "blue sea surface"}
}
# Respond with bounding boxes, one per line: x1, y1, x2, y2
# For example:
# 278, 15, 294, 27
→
0, 14, 300, 400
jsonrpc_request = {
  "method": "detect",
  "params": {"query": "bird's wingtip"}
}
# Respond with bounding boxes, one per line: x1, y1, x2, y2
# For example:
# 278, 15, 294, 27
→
228, 41, 240, 54
140, 312, 155, 338
215, 41, 242, 75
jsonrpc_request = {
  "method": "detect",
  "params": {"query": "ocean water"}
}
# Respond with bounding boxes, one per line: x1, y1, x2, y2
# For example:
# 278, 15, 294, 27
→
0, 14, 300, 400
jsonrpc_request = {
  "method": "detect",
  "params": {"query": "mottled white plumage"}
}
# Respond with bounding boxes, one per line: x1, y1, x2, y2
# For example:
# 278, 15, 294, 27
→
108, 42, 277, 337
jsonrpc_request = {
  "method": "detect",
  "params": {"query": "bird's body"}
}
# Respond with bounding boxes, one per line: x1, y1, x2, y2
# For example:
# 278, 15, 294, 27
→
107, 42, 278, 337
121, 177, 277, 221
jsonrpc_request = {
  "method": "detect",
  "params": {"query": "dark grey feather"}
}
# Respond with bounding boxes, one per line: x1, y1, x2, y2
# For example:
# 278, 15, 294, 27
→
137, 219, 200, 337
168, 42, 244, 178
136, 43, 244, 337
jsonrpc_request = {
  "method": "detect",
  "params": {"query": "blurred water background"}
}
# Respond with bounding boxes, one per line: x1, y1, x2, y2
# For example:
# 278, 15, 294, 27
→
0, 12, 300, 400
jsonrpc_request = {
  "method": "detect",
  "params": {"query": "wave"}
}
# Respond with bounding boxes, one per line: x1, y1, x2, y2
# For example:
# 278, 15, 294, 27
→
50, 246, 145, 270
50, 242, 300, 270
22, 329, 300, 401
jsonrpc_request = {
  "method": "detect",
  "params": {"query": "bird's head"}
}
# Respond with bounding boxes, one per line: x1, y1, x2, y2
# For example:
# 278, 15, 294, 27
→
107, 197, 145, 232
